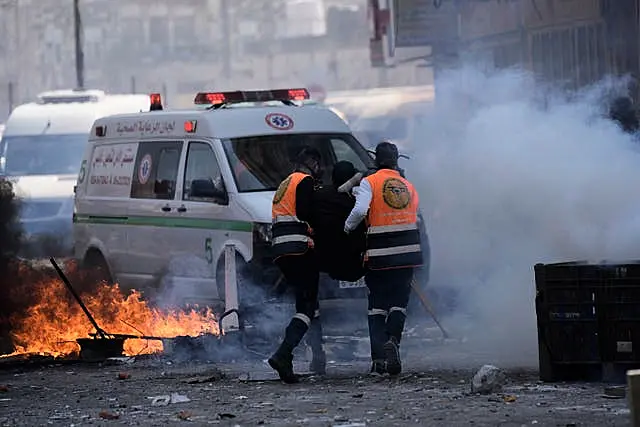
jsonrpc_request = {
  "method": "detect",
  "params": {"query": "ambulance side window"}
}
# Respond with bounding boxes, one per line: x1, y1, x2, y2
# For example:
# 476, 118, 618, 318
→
183, 141, 226, 204
131, 141, 183, 200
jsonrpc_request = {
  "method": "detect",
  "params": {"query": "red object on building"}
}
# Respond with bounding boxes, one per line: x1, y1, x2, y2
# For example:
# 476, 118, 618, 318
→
369, 0, 390, 41
369, 0, 390, 67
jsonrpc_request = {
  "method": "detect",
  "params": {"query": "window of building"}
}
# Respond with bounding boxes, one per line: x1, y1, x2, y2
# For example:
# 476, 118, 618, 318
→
173, 16, 197, 46
149, 16, 170, 46
576, 26, 590, 86
121, 18, 144, 47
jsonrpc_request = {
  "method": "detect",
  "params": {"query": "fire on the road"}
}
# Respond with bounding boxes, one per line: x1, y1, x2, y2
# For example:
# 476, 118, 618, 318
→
3, 262, 219, 358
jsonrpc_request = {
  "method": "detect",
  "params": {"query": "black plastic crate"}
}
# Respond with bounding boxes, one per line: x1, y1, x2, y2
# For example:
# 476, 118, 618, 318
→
534, 262, 601, 323
535, 261, 640, 381
601, 321, 640, 362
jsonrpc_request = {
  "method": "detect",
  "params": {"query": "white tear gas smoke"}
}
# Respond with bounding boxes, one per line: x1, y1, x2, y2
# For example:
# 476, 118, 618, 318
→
409, 65, 640, 367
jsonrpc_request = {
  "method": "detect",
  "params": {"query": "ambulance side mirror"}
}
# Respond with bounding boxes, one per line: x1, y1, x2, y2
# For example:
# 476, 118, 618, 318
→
190, 179, 228, 205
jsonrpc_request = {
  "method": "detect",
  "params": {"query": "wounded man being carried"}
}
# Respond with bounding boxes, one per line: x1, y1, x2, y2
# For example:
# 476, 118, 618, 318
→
308, 160, 366, 283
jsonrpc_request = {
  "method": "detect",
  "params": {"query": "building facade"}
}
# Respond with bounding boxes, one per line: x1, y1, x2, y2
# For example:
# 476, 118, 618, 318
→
0, 0, 429, 120
405, 0, 639, 98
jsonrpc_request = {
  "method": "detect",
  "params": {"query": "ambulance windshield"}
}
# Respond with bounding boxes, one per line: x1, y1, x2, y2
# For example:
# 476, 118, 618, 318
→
222, 133, 373, 192
2, 134, 87, 176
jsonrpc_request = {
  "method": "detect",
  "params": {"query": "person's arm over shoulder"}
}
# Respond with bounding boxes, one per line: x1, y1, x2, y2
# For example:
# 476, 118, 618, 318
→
344, 178, 372, 233
295, 176, 314, 222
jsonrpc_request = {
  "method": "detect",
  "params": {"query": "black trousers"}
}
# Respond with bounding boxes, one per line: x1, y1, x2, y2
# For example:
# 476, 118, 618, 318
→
274, 251, 322, 355
365, 267, 414, 360
276, 251, 320, 320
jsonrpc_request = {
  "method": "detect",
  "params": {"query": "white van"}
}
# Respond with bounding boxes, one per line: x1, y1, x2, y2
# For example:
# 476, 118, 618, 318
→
0, 89, 151, 255
73, 88, 379, 329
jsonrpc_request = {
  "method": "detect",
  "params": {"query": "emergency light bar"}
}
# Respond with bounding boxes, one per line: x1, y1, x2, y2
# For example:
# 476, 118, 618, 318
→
149, 93, 163, 111
194, 88, 310, 106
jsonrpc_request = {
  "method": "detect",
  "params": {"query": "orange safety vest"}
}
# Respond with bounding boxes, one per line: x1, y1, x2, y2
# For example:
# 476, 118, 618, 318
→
364, 169, 423, 270
271, 172, 313, 258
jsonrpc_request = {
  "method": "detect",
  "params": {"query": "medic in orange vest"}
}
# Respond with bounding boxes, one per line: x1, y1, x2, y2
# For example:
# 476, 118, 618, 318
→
344, 141, 423, 376
268, 146, 326, 384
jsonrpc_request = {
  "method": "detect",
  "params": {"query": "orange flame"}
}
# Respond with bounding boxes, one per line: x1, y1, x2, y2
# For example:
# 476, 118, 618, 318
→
4, 262, 219, 358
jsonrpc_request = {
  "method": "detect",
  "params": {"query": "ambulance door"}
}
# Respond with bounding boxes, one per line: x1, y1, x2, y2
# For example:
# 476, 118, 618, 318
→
175, 139, 251, 303
121, 139, 186, 289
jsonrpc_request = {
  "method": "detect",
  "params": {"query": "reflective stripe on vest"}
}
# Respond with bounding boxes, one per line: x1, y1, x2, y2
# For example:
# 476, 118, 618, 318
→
271, 172, 313, 258
364, 169, 423, 270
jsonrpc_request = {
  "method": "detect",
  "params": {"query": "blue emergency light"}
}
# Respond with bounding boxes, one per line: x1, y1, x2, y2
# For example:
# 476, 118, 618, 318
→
194, 88, 310, 106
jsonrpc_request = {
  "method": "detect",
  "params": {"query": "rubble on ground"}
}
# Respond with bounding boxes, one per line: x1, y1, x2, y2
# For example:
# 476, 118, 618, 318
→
471, 364, 507, 394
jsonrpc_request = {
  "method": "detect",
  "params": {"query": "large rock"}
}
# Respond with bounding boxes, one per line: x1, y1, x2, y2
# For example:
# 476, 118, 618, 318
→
471, 365, 507, 394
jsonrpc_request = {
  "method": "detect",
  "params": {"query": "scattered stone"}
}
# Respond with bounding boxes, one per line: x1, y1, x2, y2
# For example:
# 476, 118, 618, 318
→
471, 365, 507, 394
98, 410, 120, 420
148, 393, 191, 406
217, 413, 236, 420
106, 357, 135, 365
117, 372, 131, 380
177, 410, 192, 420
186, 373, 224, 384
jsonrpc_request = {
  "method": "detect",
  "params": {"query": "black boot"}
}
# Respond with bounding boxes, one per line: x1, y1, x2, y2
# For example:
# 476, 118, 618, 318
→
370, 359, 386, 375
367, 311, 388, 373
384, 309, 407, 376
306, 317, 326, 375
383, 337, 401, 376
268, 317, 308, 384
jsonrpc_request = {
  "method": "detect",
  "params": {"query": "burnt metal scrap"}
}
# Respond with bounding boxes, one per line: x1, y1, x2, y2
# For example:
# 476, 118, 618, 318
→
50, 257, 167, 360
48, 257, 266, 363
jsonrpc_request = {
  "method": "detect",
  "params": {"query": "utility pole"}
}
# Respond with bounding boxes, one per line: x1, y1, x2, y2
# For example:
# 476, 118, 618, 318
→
220, 0, 231, 79
73, 0, 84, 90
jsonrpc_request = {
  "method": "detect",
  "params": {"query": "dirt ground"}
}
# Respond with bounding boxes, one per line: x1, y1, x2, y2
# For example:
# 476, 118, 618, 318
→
0, 336, 632, 427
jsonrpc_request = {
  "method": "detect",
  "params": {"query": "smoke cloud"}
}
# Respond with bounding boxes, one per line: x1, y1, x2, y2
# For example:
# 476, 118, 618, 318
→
409, 65, 640, 367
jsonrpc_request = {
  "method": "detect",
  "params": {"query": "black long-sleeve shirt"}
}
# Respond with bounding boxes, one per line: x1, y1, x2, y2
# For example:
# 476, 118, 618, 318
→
295, 175, 314, 222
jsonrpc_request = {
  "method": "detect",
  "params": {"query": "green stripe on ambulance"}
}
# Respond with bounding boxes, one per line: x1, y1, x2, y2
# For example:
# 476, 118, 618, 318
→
73, 214, 253, 232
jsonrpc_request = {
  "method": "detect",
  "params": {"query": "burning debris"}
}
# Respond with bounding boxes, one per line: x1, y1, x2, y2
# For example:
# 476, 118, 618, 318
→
1, 258, 219, 361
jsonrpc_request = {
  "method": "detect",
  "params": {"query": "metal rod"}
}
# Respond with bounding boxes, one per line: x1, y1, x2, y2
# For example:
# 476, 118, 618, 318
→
7, 81, 13, 114
410, 278, 450, 339
220, 0, 231, 79
50, 257, 108, 339
89, 333, 164, 341
73, 0, 85, 90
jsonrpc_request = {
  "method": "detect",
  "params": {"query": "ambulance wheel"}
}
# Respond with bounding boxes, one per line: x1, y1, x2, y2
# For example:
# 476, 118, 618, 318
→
81, 249, 114, 285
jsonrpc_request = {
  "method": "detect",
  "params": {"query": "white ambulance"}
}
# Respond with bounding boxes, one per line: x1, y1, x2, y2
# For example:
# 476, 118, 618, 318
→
73, 88, 378, 330
1, 89, 151, 256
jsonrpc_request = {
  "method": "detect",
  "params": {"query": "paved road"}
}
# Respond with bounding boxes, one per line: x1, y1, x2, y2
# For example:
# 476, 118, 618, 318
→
0, 346, 631, 427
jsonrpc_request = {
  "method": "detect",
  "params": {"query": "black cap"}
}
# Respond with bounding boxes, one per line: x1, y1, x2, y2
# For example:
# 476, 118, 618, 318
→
375, 141, 399, 169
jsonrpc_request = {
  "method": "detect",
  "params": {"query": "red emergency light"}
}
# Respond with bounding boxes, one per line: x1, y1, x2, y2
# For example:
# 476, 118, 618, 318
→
150, 93, 163, 111
184, 120, 197, 133
194, 88, 310, 106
